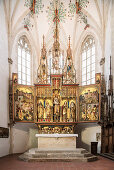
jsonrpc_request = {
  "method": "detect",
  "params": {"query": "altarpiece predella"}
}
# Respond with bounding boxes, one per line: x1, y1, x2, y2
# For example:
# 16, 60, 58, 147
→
11, 5, 101, 134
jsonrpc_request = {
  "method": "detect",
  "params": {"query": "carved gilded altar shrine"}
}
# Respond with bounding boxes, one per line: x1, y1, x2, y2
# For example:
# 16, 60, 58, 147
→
11, 2, 101, 134
12, 35, 101, 133
12, 73, 101, 134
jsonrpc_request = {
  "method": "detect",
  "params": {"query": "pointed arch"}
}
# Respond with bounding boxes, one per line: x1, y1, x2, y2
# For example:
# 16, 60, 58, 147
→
81, 35, 96, 85
17, 35, 32, 85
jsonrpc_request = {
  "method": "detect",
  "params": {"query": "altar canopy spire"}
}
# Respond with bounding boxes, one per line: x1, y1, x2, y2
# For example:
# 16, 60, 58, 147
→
51, 5, 62, 74
69, 35, 71, 48
53, 7, 60, 48
63, 36, 76, 84
67, 35, 72, 59
37, 0, 76, 81
33, 0, 35, 13
43, 34, 45, 48
54, 8, 59, 41
37, 35, 49, 84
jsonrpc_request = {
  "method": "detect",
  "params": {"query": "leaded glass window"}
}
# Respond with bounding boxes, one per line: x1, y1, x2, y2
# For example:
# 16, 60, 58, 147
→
18, 36, 32, 85
81, 36, 95, 85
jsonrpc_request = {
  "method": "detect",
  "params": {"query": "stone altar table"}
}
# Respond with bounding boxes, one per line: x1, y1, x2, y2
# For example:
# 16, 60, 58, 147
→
35, 134, 78, 149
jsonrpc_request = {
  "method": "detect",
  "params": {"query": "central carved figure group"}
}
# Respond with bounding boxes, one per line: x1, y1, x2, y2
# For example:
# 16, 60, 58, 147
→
38, 94, 76, 123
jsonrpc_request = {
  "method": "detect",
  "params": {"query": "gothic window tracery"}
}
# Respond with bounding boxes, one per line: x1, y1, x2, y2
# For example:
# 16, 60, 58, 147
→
18, 36, 32, 85
81, 36, 95, 85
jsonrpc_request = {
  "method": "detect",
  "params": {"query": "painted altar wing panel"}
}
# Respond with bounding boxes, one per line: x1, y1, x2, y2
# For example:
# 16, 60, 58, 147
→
13, 84, 35, 122
78, 84, 101, 122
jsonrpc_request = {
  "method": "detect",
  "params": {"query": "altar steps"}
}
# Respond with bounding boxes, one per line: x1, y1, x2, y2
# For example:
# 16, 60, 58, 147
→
19, 148, 98, 162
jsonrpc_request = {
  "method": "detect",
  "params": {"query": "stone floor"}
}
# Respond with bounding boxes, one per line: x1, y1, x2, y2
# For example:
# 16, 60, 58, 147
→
0, 154, 114, 170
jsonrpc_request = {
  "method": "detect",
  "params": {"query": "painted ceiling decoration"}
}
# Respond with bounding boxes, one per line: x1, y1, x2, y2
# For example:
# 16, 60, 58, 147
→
68, 0, 89, 30
46, 0, 67, 25
24, 0, 44, 30
23, 0, 89, 31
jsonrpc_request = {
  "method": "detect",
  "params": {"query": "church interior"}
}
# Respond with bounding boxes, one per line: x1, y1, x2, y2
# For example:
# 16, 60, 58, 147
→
0, 0, 114, 169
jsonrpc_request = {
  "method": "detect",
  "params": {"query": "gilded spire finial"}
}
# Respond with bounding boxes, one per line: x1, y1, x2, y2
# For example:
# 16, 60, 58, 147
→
68, 35, 71, 48
53, 7, 59, 42
43, 35, 45, 48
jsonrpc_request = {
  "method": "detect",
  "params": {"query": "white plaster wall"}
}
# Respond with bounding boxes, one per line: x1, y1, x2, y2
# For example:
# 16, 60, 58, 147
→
104, 1, 112, 91
11, 123, 37, 153
12, 128, 29, 153
0, 139, 10, 157
0, 0, 10, 157
111, 1, 114, 90
76, 123, 101, 153
28, 128, 38, 149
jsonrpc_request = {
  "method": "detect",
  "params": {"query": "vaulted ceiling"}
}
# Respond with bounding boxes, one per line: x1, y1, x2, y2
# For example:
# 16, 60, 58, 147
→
2, 0, 111, 60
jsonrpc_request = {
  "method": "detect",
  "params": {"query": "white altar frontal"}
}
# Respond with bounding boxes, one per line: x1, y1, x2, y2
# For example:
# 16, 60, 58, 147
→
19, 133, 97, 162
35, 134, 78, 149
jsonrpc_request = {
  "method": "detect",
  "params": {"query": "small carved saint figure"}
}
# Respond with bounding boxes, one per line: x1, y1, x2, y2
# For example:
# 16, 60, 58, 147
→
45, 101, 51, 119
42, 64, 45, 73
38, 101, 44, 119
53, 95, 60, 122
70, 102, 76, 122
62, 101, 67, 122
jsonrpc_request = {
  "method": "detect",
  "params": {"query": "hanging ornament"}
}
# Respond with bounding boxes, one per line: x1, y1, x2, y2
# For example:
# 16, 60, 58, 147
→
68, 0, 89, 29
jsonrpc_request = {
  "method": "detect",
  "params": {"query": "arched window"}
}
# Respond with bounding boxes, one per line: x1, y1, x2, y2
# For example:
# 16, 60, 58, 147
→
18, 36, 32, 85
81, 36, 95, 85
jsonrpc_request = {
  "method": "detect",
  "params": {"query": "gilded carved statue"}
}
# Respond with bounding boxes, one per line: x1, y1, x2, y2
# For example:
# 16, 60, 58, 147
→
70, 102, 76, 122
53, 94, 60, 122
45, 101, 51, 119
38, 102, 44, 118
62, 101, 67, 122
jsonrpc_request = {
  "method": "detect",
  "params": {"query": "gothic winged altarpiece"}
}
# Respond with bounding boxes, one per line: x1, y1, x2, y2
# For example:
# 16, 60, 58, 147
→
10, 0, 101, 134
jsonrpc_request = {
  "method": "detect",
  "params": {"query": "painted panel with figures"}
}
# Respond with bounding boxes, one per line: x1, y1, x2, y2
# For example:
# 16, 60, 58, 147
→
79, 85, 100, 122
13, 85, 34, 122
